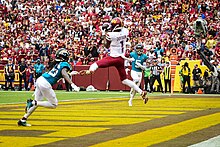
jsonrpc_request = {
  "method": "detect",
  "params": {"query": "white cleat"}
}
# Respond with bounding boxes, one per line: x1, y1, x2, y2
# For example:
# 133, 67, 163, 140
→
128, 100, 132, 106
73, 86, 80, 92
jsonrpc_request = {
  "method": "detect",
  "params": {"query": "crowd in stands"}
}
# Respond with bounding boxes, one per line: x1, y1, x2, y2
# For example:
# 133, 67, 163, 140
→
0, 0, 220, 93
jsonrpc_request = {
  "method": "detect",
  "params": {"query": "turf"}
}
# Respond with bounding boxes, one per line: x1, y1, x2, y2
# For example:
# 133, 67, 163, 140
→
0, 91, 219, 146
0, 90, 219, 104
0, 91, 131, 104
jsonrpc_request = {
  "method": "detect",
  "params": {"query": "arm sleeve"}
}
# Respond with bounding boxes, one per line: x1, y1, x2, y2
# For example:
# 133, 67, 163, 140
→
61, 68, 72, 84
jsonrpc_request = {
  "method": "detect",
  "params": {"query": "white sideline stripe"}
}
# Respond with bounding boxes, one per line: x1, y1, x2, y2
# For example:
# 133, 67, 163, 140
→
0, 96, 128, 105
0, 90, 129, 95
188, 135, 220, 147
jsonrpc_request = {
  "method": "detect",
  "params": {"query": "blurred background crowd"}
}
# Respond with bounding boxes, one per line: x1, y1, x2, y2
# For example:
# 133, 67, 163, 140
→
0, 0, 220, 93
1, 0, 220, 65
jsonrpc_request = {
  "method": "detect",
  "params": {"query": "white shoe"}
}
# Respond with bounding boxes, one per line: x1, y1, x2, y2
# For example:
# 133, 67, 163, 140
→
74, 87, 80, 92
128, 100, 132, 106
71, 84, 80, 92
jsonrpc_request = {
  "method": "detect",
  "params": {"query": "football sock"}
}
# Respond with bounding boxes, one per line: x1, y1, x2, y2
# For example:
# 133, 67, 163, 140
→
24, 105, 37, 119
32, 100, 37, 106
37, 101, 57, 108
89, 62, 98, 72
130, 88, 135, 100
122, 79, 142, 94
21, 117, 27, 121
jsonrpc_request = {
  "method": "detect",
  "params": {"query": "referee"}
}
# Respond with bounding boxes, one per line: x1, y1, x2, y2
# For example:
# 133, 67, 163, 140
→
150, 60, 163, 93
164, 62, 171, 93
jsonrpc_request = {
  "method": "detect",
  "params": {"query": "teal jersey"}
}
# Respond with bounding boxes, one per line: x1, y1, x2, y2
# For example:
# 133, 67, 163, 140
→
42, 62, 72, 85
130, 52, 148, 72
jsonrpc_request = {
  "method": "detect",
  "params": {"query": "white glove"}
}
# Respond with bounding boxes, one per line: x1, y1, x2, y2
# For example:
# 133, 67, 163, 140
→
101, 29, 106, 35
125, 68, 130, 75
71, 83, 80, 92
121, 55, 135, 62
70, 71, 79, 76
136, 62, 142, 68
136, 62, 145, 70
128, 58, 135, 62
101, 23, 110, 35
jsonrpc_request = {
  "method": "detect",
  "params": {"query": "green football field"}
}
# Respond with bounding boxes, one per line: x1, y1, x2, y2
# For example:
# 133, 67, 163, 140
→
0, 91, 131, 104
0, 91, 220, 147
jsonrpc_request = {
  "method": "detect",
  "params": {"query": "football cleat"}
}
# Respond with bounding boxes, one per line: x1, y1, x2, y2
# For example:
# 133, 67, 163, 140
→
17, 120, 31, 127
141, 91, 148, 104
128, 100, 132, 106
73, 86, 80, 92
25, 99, 33, 113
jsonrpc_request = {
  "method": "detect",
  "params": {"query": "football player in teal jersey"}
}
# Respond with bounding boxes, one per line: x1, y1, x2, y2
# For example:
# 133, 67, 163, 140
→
128, 44, 148, 106
18, 48, 80, 126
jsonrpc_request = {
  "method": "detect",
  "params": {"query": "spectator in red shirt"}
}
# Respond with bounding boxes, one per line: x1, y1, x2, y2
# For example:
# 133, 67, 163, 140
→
75, 58, 83, 65
17, 47, 26, 63
0, 0, 219, 70
215, 42, 220, 60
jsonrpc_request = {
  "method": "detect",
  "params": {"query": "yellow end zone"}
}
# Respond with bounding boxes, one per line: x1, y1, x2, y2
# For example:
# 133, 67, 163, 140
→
0, 96, 219, 146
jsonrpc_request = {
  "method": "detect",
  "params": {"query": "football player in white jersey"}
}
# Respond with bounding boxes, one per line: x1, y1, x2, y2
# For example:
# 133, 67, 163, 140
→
80, 17, 148, 104
129, 44, 148, 106
17, 48, 80, 126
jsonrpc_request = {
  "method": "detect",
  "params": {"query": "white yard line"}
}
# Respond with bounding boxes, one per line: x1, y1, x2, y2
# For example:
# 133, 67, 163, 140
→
188, 135, 220, 147
0, 96, 128, 105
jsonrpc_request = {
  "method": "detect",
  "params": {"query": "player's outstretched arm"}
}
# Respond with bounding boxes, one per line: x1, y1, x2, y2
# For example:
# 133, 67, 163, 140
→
61, 68, 73, 84
62, 68, 80, 92
70, 71, 79, 76
104, 34, 111, 49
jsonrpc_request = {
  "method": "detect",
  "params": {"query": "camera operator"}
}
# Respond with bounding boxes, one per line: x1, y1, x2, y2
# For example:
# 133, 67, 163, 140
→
203, 69, 212, 94
193, 16, 208, 49
210, 61, 220, 94
4, 58, 15, 91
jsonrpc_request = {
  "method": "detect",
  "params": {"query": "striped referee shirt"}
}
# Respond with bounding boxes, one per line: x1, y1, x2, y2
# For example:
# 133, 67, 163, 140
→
151, 65, 162, 76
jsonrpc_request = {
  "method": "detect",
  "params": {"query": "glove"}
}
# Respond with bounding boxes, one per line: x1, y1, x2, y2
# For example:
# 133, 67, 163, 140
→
125, 68, 130, 75
128, 58, 135, 62
101, 29, 106, 36
79, 70, 91, 75
136, 62, 145, 70
120, 55, 135, 62
101, 23, 111, 35
71, 83, 80, 92
70, 71, 79, 76
136, 62, 142, 68
102, 23, 110, 31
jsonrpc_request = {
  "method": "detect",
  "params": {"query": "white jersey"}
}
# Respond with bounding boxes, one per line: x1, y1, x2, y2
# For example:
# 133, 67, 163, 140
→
106, 28, 129, 57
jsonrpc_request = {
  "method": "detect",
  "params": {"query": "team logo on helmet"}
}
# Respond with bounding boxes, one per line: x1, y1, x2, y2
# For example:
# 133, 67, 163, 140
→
55, 48, 70, 62
110, 17, 123, 32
